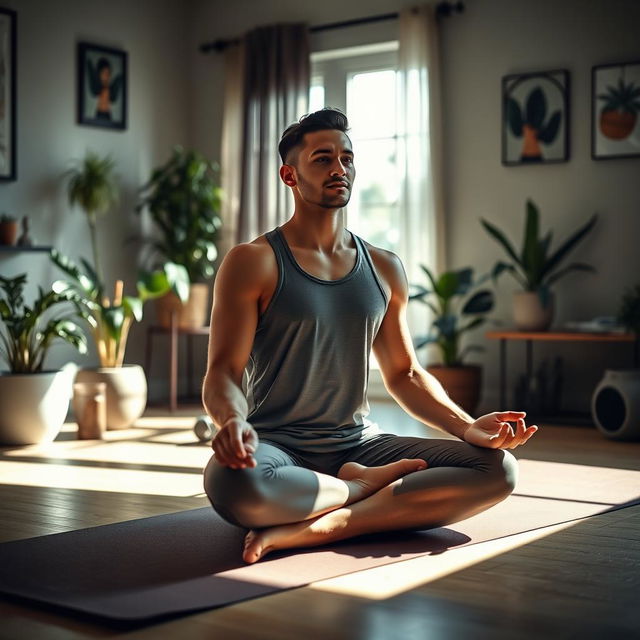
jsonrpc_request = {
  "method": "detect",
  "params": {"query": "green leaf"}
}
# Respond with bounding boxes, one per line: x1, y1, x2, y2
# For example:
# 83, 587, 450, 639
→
122, 296, 143, 322
461, 290, 494, 315
522, 199, 540, 272
545, 262, 596, 287
540, 214, 598, 283
481, 219, 522, 267
538, 111, 561, 144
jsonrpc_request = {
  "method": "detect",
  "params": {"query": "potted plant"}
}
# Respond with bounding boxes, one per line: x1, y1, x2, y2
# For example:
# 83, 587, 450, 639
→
0, 213, 18, 246
135, 146, 223, 329
0, 274, 87, 445
55, 151, 189, 429
410, 266, 495, 414
481, 199, 598, 331
598, 78, 640, 141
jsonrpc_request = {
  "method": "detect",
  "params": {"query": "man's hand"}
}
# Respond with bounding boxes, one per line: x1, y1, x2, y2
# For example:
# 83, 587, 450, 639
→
462, 411, 538, 449
212, 417, 259, 469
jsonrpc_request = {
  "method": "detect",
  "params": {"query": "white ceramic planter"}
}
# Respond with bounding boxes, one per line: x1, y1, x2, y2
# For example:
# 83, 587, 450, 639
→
513, 291, 554, 331
0, 369, 74, 445
75, 364, 147, 430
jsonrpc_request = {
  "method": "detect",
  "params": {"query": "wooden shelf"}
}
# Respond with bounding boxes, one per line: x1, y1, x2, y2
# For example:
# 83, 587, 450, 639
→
0, 245, 52, 253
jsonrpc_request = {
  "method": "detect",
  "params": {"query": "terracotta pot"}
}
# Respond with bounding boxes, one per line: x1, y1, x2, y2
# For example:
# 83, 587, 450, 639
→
155, 283, 210, 329
427, 364, 482, 415
513, 291, 554, 332
0, 220, 19, 246
599, 110, 636, 140
75, 364, 147, 430
0, 369, 74, 445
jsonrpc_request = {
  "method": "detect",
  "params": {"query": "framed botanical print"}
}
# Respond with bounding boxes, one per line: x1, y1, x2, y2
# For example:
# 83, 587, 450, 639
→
502, 69, 569, 166
592, 61, 640, 160
77, 42, 128, 131
0, 6, 16, 181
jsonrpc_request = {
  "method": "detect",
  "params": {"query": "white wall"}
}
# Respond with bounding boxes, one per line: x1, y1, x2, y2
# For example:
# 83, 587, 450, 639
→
0, 0, 190, 400
190, 0, 640, 414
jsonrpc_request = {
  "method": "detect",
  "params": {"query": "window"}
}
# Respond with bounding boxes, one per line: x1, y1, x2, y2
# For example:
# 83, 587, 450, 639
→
310, 43, 402, 255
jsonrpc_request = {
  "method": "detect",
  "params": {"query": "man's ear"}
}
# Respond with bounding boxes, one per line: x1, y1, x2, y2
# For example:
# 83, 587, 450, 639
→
280, 164, 297, 187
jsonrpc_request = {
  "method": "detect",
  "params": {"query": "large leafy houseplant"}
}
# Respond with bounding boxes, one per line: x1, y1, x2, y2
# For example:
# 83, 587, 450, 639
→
0, 274, 87, 373
410, 266, 495, 367
481, 199, 598, 303
56, 151, 189, 368
135, 146, 223, 284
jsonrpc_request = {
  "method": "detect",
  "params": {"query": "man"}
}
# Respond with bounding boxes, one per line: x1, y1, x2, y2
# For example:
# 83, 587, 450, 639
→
202, 108, 537, 565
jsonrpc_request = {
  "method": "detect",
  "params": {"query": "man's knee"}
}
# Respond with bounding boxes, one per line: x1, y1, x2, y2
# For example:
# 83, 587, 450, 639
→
203, 456, 273, 528
486, 448, 518, 500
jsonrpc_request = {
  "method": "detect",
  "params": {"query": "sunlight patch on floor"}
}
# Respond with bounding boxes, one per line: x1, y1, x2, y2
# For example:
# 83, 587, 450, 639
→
309, 520, 578, 599
0, 460, 204, 496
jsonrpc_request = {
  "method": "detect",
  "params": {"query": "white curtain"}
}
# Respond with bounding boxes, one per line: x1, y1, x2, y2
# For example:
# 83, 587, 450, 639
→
397, 4, 447, 357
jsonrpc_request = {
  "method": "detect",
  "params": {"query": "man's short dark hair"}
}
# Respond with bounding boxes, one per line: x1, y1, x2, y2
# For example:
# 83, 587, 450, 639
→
278, 108, 350, 165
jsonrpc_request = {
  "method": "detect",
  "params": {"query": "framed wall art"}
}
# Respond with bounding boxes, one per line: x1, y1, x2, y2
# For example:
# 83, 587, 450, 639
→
502, 69, 569, 166
592, 61, 640, 160
77, 42, 127, 131
0, 6, 16, 181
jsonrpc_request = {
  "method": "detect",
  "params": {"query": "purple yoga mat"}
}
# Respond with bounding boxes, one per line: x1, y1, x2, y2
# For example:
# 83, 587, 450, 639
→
0, 459, 638, 625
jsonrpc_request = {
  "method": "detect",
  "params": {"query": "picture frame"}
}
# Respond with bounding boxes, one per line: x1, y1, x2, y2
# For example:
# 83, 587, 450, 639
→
0, 6, 17, 181
77, 42, 127, 131
592, 61, 640, 160
502, 69, 569, 166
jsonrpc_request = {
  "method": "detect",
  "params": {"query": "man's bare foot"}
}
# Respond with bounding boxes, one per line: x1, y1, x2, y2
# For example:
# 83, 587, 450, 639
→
243, 509, 349, 564
338, 458, 427, 504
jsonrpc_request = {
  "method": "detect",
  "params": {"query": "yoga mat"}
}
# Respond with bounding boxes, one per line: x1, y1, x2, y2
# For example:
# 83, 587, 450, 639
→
0, 459, 638, 626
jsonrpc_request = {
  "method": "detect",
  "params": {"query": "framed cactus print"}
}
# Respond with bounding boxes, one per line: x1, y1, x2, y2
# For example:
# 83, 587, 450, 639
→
592, 61, 640, 160
77, 42, 127, 130
502, 69, 569, 166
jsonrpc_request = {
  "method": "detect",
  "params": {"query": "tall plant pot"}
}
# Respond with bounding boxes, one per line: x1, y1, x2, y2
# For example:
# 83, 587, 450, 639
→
427, 364, 482, 415
155, 283, 210, 329
513, 291, 554, 331
0, 369, 74, 445
75, 364, 147, 430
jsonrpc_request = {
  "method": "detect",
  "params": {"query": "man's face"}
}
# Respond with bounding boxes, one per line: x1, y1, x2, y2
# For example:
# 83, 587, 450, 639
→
287, 129, 355, 209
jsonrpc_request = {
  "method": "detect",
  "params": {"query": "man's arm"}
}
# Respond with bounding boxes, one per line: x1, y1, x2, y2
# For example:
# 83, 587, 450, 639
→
202, 241, 273, 468
371, 249, 536, 448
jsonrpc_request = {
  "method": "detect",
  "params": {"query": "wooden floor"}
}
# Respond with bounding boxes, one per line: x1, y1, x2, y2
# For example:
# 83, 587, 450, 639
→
0, 402, 639, 639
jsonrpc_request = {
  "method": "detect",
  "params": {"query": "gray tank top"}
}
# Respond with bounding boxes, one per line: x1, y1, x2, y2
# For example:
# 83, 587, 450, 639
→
245, 226, 389, 453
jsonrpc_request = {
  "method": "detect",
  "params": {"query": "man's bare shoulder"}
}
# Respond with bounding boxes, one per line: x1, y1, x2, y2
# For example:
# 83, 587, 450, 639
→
362, 241, 408, 290
217, 235, 277, 295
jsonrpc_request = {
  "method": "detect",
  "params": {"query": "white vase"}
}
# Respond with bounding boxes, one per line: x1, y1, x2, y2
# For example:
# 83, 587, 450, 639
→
591, 369, 640, 441
513, 291, 554, 331
75, 364, 147, 430
0, 368, 74, 445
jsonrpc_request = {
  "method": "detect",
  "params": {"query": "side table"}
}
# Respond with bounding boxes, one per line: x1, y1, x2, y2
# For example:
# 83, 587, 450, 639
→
145, 314, 211, 412
486, 330, 638, 410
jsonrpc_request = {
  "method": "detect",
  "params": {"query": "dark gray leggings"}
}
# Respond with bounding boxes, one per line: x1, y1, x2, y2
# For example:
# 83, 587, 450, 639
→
203, 433, 518, 530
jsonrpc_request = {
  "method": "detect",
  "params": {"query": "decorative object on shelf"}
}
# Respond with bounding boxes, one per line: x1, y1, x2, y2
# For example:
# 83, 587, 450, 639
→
16, 215, 33, 247
409, 266, 495, 414
481, 199, 597, 331
0, 213, 18, 246
135, 146, 223, 329
0, 273, 87, 445
502, 69, 569, 165
0, 7, 16, 181
592, 369, 640, 441
592, 60, 640, 160
77, 42, 127, 131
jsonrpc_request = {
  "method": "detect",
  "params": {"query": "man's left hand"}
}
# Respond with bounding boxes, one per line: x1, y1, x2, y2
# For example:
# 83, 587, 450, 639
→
463, 411, 538, 449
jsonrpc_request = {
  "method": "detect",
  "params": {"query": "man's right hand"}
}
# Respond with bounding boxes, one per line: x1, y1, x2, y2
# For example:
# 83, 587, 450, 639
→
212, 417, 259, 469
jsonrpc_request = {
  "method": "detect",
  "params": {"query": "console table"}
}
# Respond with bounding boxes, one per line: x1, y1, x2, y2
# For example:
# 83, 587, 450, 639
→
145, 314, 210, 412
486, 330, 638, 409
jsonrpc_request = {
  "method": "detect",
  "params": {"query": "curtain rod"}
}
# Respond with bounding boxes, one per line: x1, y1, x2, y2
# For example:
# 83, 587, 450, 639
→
199, 1, 464, 54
